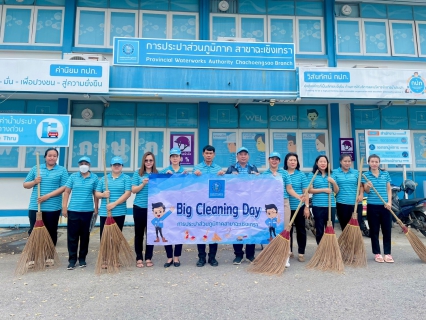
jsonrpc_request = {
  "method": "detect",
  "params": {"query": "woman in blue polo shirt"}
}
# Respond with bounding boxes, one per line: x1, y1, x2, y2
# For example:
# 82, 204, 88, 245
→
308, 155, 339, 244
23, 148, 68, 248
95, 156, 131, 239
62, 156, 99, 270
132, 151, 158, 268
332, 155, 364, 232
362, 154, 393, 263
160, 148, 187, 268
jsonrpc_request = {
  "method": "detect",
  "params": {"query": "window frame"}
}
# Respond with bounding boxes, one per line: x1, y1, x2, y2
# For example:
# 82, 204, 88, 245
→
31, 6, 64, 46
68, 127, 104, 172
362, 18, 391, 56
239, 14, 267, 42
267, 16, 295, 46
335, 17, 363, 55
108, 8, 139, 48
389, 19, 417, 57
0, 5, 35, 45
135, 128, 166, 171
210, 13, 238, 40
102, 127, 135, 172
415, 21, 426, 58
295, 16, 325, 54
75, 7, 108, 48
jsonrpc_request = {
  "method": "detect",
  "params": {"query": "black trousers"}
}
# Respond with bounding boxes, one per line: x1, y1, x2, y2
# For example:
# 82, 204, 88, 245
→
269, 227, 276, 238
197, 243, 218, 259
28, 209, 61, 246
67, 211, 93, 263
312, 206, 336, 245
367, 204, 392, 255
165, 245, 183, 259
290, 207, 307, 254
233, 244, 255, 259
100, 215, 125, 239
336, 202, 363, 231
133, 205, 154, 261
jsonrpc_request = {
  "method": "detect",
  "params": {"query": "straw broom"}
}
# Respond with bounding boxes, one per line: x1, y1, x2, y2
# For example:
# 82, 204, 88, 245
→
15, 153, 60, 275
95, 153, 134, 274
306, 166, 344, 273
362, 174, 426, 263
248, 170, 319, 276
337, 158, 367, 267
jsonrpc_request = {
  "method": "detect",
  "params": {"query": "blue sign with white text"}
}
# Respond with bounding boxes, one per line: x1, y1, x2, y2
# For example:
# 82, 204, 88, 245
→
113, 38, 295, 70
0, 114, 70, 147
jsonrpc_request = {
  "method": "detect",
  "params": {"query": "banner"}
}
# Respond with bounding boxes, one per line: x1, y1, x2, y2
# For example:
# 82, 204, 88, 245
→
299, 68, 426, 100
147, 174, 284, 245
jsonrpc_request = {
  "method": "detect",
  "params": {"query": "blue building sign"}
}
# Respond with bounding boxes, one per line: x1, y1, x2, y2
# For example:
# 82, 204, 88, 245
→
113, 38, 295, 71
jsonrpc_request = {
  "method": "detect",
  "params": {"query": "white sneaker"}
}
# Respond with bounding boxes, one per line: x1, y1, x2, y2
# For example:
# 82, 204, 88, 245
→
285, 258, 290, 268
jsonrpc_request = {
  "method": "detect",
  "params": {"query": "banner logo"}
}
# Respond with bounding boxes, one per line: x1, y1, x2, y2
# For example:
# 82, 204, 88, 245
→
209, 180, 225, 198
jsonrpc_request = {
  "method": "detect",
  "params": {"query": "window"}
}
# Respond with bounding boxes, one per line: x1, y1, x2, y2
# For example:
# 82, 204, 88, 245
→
0, 6, 64, 45
362, 19, 390, 56
296, 17, 324, 54
389, 20, 416, 57
268, 17, 295, 44
336, 19, 362, 55
141, 11, 198, 40
416, 22, 426, 57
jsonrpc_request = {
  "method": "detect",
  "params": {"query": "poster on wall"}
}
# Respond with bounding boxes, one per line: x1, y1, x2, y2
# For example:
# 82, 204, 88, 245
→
105, 130, 133, 170
170, 132, 194, 166
301, 132, 327, 169
241, 131, 268, 169
0, 147, 19, 169
339, 138, 355, 161
70, 129, 101, 169
356, 131, 369, 169
412, 132, 426, 168
298, 105, 328, 129
271, 131, 297, 155
137, 130, 164, 168
211, 131, 237, 167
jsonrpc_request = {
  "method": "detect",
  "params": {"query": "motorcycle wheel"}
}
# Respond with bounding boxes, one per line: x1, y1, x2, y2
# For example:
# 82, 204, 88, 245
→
414, 212, 426, 238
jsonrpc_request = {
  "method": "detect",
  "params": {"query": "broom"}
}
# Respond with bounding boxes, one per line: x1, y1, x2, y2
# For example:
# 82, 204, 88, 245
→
95, 153, 134, 274
248, 170, 319, 276
362, 174, 426, 263
15, 152, 60, 275
337, 158, 367, 267
306, 165, 344, 273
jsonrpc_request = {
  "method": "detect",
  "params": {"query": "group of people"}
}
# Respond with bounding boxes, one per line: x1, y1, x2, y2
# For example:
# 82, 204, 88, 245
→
23, 145, 394, 271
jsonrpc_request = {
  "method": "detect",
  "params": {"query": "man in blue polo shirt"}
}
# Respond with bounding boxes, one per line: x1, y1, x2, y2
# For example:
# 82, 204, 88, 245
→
193, 145, 225, 267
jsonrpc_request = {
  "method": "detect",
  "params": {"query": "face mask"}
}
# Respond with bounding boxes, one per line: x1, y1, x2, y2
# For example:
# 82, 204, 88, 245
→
79, 165, 89, 173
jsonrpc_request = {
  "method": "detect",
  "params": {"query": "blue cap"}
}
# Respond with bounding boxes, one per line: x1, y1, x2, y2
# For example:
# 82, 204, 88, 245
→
78, 156, 91, 164
269, 152, 281, 159
170, 148, 181, 156
110, 156, 123, 165
237, 147, 249, 154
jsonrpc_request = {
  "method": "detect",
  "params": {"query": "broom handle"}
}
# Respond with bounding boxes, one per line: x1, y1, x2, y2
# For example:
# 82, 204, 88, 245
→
361, 174, 402, 225
328, 165, 331, 222
353, 157, 364, 213
36, 152, 41, 213
102, 151, 111, 217
287, 170, 319, 227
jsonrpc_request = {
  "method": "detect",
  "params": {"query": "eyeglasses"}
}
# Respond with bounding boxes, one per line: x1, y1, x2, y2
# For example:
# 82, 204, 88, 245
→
145, 159, 154, 163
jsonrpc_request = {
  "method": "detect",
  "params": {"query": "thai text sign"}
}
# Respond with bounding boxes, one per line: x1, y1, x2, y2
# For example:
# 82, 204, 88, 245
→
113, 37, 295, 70
0, 114, 71, 147
300, 68, 426, 100
365, 130, 412, 165
147, 174, 284, 245
0, 59, 109, 93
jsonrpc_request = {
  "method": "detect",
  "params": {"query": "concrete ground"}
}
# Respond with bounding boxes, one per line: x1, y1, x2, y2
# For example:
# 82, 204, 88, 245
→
0, 226, 425, 320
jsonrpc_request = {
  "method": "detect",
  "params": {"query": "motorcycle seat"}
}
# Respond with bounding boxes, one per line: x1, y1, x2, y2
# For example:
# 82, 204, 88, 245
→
399, 198, 426, 207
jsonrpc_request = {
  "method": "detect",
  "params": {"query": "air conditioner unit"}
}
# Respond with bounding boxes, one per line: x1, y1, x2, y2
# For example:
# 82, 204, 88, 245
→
217, 37, 256, 42
63, 53, 107, 61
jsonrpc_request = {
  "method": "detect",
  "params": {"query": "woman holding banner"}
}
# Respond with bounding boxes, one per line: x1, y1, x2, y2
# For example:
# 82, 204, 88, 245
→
132, 152, 158, 268
160, 148, 187, 268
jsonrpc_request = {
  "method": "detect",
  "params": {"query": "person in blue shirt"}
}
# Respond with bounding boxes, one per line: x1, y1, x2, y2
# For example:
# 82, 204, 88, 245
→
308, 155, 339, 245
151, 202, 174, 242
332, 155, 365, 233
161, 148, 186, 268
264, 204, 279, 239
362, 154, 393, 263
193, 145, 225, 267
95, 156, 131, 239
132, 151, 158, 268
226, 147, 259, 265
23, 148, 68, 252
62, 156, 98, 270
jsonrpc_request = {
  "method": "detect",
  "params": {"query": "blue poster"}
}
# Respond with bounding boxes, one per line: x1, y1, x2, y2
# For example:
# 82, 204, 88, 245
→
239, 105, 268, 129
269, 105, 298, 129
105, 131, 133, 167
272, 132, 297, 155
413, 133, 426, 168
211, 131, 237, 167
365, 130, 412, 165
71, 130, 100, 168
0, 146, 20, 168
298, 105, 328, 129
241, 131, 267, 169
147, 174, 285, 245
137, 131, 164, 168
302, 132, 326, 168
209, 104, 238, 129
357, 132, 369, 169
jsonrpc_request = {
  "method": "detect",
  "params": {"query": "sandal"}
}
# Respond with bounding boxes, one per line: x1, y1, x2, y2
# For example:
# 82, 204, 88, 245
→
384, 255, 394, 263
136, 260, 144, 268
145, 260, 154, 267
375, 254, 384, 263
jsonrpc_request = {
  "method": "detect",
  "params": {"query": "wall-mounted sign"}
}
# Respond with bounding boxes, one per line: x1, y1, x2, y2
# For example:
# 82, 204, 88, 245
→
339, 138, 355, 161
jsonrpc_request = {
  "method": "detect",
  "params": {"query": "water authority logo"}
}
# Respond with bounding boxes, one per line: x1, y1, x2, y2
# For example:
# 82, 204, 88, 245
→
209, 180, 225, 198
36, 118, 64, 144
122, 43, 134, 55
406, 72, 426, 95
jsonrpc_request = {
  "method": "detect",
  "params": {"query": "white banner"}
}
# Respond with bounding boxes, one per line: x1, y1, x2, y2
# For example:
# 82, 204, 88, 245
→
0, 59, 109, 93
365, 130, 412, 165
299, 68, 426, 99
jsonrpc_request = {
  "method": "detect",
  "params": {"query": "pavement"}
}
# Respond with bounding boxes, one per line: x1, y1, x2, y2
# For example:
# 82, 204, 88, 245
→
0, 226, 425, 320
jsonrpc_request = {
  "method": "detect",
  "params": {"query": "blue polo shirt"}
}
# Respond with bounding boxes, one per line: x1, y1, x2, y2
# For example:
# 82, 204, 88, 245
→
24, 164, 69, 211
132, 171, 151, 208
96, 173, 131, 217
263, 168, 291, 198
160, 165, 185, 174
235, 162, 250, 174
362, 170, 391, 204
287, 170, 309, 210
332, 167, 360, 205
308, 172, 336, 207
65, 172, 99, 212
193, 161, 223, 174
